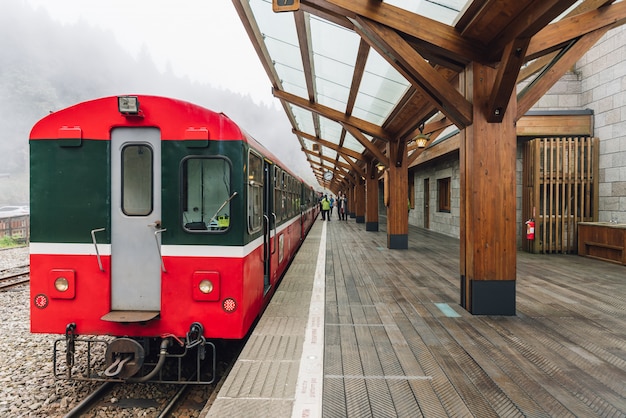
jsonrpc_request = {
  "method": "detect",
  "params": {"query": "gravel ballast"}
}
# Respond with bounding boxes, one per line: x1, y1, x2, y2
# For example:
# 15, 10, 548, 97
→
0, 247, 190, 417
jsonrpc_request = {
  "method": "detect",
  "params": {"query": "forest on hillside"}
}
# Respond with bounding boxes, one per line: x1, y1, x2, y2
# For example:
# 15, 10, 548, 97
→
0, 2, 313, 205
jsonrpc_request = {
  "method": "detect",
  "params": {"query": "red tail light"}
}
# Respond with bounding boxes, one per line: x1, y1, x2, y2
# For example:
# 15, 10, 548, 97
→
34, 294, 49, 309
222, 298, 237, 313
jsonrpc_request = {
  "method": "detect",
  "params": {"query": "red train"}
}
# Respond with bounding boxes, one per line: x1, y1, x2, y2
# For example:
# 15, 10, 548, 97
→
29, 95, 318, 383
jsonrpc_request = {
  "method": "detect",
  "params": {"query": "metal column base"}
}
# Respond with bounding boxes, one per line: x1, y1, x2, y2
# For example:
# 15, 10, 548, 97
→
365, 222, 378, 231
387, 234, 408, 249
464, 279, 516, 315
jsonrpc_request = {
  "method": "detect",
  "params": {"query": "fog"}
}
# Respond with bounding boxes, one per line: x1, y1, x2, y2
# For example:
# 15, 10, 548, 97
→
0, 2, 317, 205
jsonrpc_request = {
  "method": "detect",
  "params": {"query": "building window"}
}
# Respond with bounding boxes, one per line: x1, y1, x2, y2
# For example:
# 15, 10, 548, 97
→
438, 177, 451, 213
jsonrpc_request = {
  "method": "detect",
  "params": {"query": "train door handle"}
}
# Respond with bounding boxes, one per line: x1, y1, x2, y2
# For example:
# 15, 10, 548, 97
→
262, 215, 270, 263
153, 228, 167, 273
90, 228, 106, 272
271, 213, 277, 255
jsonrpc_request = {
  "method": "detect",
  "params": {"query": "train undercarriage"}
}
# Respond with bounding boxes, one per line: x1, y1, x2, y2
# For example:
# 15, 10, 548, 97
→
54, 322, 217, 384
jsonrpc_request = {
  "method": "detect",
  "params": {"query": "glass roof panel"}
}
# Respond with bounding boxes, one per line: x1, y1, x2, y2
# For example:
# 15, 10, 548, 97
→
319, 117, 343, 145
309, 155, 320, 165
250, 0, 306, 97
323, 149, 338, 161
291, 106, 315, 137
430, 124, 460, 146
343, 132, 366, 154
310, 16, 360, 112
384, 0, 469, 25
352, 51, 410, 125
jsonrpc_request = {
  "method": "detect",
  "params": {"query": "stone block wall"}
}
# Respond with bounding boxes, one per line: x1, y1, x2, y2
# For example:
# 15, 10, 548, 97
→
579, 26, 626, 223
410, 155, 460, 238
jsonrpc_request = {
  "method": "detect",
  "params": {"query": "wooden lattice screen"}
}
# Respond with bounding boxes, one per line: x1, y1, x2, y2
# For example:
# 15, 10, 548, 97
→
523, 137, 599, 254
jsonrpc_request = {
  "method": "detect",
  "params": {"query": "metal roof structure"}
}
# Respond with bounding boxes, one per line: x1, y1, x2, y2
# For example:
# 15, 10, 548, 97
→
233, 0, 624, 192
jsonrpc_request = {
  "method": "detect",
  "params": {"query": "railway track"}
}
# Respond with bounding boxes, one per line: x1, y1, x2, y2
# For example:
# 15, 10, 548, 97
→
61, 340, 241, 417
62, 369, 229, 417
0, 264, 30, 291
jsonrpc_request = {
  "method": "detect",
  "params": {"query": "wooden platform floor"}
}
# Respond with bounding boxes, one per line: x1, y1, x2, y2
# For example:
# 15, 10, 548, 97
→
206, 217, 626, 417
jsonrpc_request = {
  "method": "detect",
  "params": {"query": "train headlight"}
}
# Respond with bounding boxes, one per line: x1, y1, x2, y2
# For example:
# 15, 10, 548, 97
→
48, 269, 75, 299
54, 277, 69, 292
192, 271, 220, 301
118, 96, 140, 114
199, 279, 214, 294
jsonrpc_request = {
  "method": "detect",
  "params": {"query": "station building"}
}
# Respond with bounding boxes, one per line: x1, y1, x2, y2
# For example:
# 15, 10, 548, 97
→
235, 1, 626, 315
408, 25, 626, 252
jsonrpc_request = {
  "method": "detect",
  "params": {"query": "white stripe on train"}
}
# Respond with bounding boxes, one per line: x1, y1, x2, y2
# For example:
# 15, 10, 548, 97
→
30, 215, 307, 258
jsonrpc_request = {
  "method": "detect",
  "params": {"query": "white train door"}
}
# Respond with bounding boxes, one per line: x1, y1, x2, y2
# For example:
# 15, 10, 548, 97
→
107, 128, 161, 320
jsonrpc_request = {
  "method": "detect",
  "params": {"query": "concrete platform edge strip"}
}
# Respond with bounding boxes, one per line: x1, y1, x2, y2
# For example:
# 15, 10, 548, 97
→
291, 221, 327, 418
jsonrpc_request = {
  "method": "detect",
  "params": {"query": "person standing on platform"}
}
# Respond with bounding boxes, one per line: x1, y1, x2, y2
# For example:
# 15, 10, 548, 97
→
336, 194, 344, 220
329, 195, 335, 217
321, 194, 331, 221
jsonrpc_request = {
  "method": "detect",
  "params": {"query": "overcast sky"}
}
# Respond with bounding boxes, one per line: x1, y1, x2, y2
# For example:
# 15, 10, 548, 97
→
25, 0, 275, 106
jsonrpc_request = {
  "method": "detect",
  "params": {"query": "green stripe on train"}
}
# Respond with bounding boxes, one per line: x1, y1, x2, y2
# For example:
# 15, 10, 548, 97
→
30, 139, 255, 246
30, 140, 110, 244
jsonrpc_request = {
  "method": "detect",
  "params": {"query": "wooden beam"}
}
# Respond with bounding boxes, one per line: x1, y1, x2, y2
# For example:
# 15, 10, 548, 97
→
303, 0, 484, 64
486, 0, 579, 60
353, 16, 473, 129
516, 113, 594, 136
388, 71, 458, 142
487, 37, 531, 123
303, 148, 355, 173
340, 154, 367, 179
274, 88, 391, 141
299, 0, 353, 29
517, 28, 608, 120
424, 116, 452, 136
341, 123, 390, 167
346, 39, 370, 116
526, 1, 626, 60
395, 139, 406, 168
517, 53, 557, 83
295, 129, 365, 162
407, 127, 457, 167
295, 10, 316, 103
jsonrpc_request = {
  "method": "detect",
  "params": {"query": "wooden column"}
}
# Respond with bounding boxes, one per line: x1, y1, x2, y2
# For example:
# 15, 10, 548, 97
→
386, 141, 408, 249
365, 164, 379, 231
348, 186, 355, 218
355, 179, 365, 223
460, 62, 517, 315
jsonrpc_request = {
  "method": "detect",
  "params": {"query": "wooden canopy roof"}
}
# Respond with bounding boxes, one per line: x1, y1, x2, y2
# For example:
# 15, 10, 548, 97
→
233, 0, 625, 192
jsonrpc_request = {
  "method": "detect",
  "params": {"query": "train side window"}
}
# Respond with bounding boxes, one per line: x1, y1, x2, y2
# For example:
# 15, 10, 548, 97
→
282, 172, 287, 219
121, 144, 153, 216
247, 151, 263, 233
182, 157, 232, 232
274, 167, 282, 221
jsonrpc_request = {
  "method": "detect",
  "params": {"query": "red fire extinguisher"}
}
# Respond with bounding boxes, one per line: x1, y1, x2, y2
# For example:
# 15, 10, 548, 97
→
525, 219, 535, 240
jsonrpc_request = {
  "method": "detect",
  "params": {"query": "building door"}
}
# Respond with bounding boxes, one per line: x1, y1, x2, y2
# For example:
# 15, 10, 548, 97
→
109, 128, 162, 317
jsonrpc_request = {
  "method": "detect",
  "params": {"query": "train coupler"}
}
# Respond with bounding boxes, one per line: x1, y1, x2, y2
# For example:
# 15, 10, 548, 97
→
104, 337, 146, 379
185, 322, 207, 361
